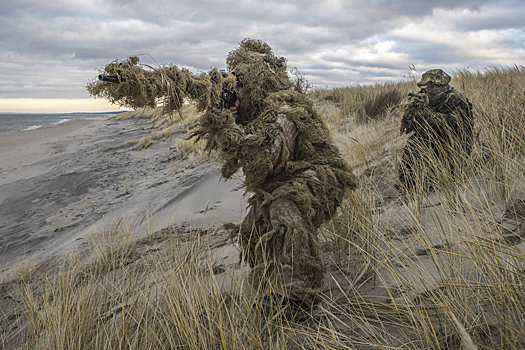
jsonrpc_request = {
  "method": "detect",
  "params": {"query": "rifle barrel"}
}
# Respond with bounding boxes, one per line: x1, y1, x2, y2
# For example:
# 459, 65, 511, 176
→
98, 74, 120, 83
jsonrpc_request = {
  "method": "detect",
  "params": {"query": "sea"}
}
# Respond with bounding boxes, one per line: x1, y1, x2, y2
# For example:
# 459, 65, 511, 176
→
0, 112, 120, 133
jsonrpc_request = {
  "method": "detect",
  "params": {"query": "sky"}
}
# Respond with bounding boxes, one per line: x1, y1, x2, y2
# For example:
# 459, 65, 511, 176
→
0, 0, 524, 113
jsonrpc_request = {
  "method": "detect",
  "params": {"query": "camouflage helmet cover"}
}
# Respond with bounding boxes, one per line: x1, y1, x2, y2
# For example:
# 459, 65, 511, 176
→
417, 69, 451, 87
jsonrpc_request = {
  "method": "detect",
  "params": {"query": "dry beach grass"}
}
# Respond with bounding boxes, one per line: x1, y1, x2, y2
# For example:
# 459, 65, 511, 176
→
3, 66, 525, 349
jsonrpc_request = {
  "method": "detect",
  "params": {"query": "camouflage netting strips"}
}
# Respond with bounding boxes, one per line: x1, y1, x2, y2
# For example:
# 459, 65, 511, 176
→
86, 38, 292, 122
225, 39, 292, 124
192, 89, 356, 228
191, 40, 356, 216
86, 57, 237, 114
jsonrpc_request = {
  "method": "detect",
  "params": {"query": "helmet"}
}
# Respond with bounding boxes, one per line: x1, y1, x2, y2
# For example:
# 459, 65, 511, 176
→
417, 69, 451, 87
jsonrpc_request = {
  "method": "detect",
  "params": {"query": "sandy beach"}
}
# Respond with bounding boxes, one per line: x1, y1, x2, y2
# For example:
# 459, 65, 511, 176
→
0, 117, 247, 279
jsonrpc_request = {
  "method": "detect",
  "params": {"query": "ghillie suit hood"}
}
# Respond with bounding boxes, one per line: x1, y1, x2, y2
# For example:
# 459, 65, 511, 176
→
226, 39, 292, 124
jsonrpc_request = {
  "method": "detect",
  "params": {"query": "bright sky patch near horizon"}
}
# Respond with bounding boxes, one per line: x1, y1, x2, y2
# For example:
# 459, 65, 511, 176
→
0, 99, 125, 113
1, 0, 524, 113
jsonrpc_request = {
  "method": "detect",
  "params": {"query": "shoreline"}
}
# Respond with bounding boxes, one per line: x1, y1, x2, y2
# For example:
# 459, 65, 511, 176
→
0, 118, 108, 187
0, 113, 117, 134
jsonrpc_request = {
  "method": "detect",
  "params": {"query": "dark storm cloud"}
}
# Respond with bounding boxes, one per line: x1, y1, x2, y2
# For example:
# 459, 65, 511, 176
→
0, 0, 524, 100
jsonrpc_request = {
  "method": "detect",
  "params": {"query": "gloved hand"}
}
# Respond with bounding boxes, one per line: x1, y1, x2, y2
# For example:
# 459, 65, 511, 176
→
400, 92, 428, 134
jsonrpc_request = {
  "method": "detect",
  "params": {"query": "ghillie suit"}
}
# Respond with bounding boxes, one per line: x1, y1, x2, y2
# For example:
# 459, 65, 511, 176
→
192, 40, 356, 307
399, 69, 474, 190
87, 39, 356, 307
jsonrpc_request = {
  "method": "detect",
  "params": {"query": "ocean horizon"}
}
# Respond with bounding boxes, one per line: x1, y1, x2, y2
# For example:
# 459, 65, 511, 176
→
0, 112, 123, 133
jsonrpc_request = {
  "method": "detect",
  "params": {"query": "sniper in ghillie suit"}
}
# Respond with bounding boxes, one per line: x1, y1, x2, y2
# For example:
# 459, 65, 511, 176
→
87, 39, 356, 312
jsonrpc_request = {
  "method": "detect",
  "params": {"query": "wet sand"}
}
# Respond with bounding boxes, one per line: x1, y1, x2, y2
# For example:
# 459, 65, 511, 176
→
0, 118, 247, 279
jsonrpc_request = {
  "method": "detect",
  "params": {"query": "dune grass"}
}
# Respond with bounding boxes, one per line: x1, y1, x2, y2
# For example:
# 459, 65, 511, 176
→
3, 66, 525, 349
117, 103, 205, 156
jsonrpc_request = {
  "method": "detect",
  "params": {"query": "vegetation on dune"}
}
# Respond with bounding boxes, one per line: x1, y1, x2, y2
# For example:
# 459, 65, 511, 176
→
115, 103, 207, 160
3, 66, 525, 349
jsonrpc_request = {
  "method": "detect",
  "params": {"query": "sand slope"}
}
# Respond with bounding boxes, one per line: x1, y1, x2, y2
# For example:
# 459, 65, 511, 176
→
0, 118, 247, 279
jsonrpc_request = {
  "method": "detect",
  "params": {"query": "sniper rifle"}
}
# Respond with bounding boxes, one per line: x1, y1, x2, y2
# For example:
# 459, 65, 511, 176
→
97, 70, 237, 110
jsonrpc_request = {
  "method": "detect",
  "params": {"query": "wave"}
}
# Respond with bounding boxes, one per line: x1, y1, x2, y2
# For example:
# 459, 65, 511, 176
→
20, 119, 70, 132
22, 125, 42, 131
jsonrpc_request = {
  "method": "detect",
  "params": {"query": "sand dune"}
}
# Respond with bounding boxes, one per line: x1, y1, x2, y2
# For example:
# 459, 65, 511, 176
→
0, 118, 247, 279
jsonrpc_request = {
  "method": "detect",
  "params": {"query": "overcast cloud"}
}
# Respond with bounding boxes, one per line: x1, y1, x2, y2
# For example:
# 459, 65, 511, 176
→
1, 0, 524, 101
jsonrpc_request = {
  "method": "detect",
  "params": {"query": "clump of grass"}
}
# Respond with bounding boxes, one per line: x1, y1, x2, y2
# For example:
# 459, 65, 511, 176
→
357, 86, 404, 124
312, 81, 412, 122
10, 226, 364, 349
176, 138, 208, 160
120, 103, 206, 161
161, 124, 180, 138
121, 139, 136, 147
149, 130, 164, 141
138, 134, 152, 149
